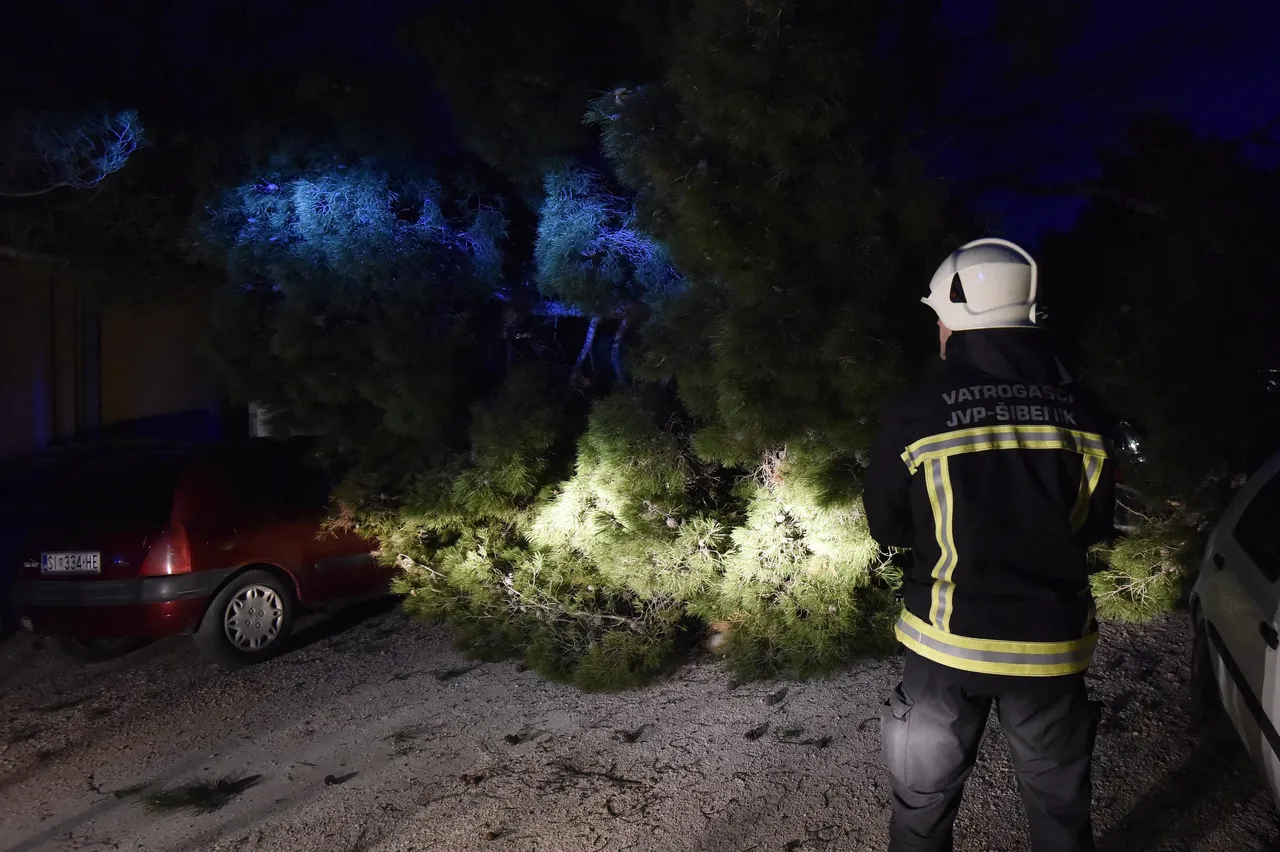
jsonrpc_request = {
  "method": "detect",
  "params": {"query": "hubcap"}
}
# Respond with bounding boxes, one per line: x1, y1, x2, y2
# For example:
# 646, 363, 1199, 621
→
223, 584, 285, 651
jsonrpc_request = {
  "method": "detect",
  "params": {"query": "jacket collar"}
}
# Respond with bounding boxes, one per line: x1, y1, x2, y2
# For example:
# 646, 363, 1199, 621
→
944, 328, 1060, 384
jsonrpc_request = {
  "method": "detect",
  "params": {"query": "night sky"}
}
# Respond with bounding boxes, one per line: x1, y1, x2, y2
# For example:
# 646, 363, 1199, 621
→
975, 0, 1280, 244
3, 0, 1276, 247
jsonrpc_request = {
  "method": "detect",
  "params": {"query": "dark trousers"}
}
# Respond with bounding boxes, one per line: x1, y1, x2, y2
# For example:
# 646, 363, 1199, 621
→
882, 654, 1100, 852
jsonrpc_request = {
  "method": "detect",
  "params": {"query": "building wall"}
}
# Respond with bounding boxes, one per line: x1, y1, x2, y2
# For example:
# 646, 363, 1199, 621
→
0, 264, 226, 458
0, 266, 72, 456
100, 296, 220, 428
0, 274, 45, 456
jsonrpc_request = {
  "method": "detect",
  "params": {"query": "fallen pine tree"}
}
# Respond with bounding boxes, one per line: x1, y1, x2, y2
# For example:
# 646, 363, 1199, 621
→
187, 4, 1280, 689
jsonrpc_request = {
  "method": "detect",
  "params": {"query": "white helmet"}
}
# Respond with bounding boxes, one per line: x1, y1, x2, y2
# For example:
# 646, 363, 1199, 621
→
922, 238, 1038, 331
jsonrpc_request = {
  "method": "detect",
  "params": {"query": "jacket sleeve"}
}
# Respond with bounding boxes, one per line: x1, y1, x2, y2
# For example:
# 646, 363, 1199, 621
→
1069, 384, 1119, 548
1077, 455, 1118, 548
864, 402, 915, 548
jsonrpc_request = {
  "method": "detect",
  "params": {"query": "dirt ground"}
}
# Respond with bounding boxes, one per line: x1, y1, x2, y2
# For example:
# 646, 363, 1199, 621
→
1, 606, 1276, 852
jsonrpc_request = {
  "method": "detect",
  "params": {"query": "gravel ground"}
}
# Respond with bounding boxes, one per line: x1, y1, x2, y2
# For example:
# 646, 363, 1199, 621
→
0, 607, 1276, 852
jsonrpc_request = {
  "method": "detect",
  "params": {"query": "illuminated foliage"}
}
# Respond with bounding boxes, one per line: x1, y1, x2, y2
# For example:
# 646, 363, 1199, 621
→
534, 167, 682, 315
0, 108, 185, 298
707, 449, 899, 678
206, 153, 504, 289
529, 391, 723, 603
1089, 519, 1189, 623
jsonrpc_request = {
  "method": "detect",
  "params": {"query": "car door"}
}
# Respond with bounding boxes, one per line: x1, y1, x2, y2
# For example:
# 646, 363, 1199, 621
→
256, 442, 379, 603
1201, 456, 1280, 803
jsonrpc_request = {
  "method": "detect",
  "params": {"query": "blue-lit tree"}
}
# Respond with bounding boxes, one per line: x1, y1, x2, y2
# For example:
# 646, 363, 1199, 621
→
535, 168, 682, 313
0, 109, 148, 270
202, 150, 508, 446
201, 144, 708, 688
532, 167, 683, 382
0, 110, 143, 199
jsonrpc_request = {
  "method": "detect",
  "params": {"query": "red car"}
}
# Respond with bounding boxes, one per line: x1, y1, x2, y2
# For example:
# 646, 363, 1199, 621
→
9, 438, 388, 667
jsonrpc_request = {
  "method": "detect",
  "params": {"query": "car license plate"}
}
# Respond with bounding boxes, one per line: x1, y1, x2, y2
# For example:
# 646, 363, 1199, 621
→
41, 551, 102, 574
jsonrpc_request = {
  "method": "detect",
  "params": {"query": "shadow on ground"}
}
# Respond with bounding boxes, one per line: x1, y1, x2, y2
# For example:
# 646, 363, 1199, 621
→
288, 595, 403, 653
1099, 728, 1267, 852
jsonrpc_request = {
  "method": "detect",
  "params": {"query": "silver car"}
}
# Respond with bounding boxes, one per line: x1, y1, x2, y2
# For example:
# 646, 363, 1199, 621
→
1190, 451, 1280, 808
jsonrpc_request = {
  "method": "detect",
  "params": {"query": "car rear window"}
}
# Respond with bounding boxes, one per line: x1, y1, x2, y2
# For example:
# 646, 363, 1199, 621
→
53, 452, 194, 525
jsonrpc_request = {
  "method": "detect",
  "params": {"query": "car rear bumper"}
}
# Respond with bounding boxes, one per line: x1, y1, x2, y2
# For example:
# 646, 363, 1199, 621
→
10, 569, 235, 639
16, 600, 210, 639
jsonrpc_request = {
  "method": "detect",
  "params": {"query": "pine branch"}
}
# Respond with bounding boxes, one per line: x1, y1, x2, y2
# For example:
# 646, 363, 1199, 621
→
611, 316, 629, 384
396, 553, 444, 580
0, 182, 82, 199
1116, 497, 1155, 523
494, 290, 588, 316
499, 569, 646, 629
571, 316, 600, 382
493, 290, 652, 323
0, 110, 144, 200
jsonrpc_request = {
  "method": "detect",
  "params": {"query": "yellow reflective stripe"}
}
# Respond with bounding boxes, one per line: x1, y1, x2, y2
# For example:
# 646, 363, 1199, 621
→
896, 630, 1095, 676
907, 423, 1107, 454
1070, 455, 1105, 533
901, 425, 1109, 474
900, 609, 1093, 654
940, 462, 958, 632
896, 610, 1097, 677
924, 458, 957, 630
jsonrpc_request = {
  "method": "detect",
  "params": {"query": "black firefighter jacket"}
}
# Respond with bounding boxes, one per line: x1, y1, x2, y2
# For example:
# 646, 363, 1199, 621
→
865, 328, 1116, 679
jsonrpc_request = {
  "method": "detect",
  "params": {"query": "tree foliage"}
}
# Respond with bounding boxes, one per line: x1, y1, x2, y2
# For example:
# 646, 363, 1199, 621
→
194, 2, 1280, 687
29, 2, 1274, 689
1042, 117, 1280, 611
1090, 519, 1189, 623
0, 109, 143, 199
1047, 118, 1280, 506
534, 167, 683, 316
587, 0, 961, 472
0, 110, 230, 304
201, 149, 508, 451
403, 0, 670, 192
198, 77, 929, 683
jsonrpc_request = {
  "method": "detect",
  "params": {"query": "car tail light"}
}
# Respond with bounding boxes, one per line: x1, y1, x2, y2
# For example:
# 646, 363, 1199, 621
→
140, 523, 193, 576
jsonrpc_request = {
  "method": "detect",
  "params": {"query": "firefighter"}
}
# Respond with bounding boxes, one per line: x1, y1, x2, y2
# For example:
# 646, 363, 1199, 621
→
865, 238, 1116, 852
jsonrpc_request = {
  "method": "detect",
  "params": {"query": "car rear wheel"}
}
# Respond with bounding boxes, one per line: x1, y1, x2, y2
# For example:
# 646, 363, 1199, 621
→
194, 569, 295, 668
56, 636, 146, 663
